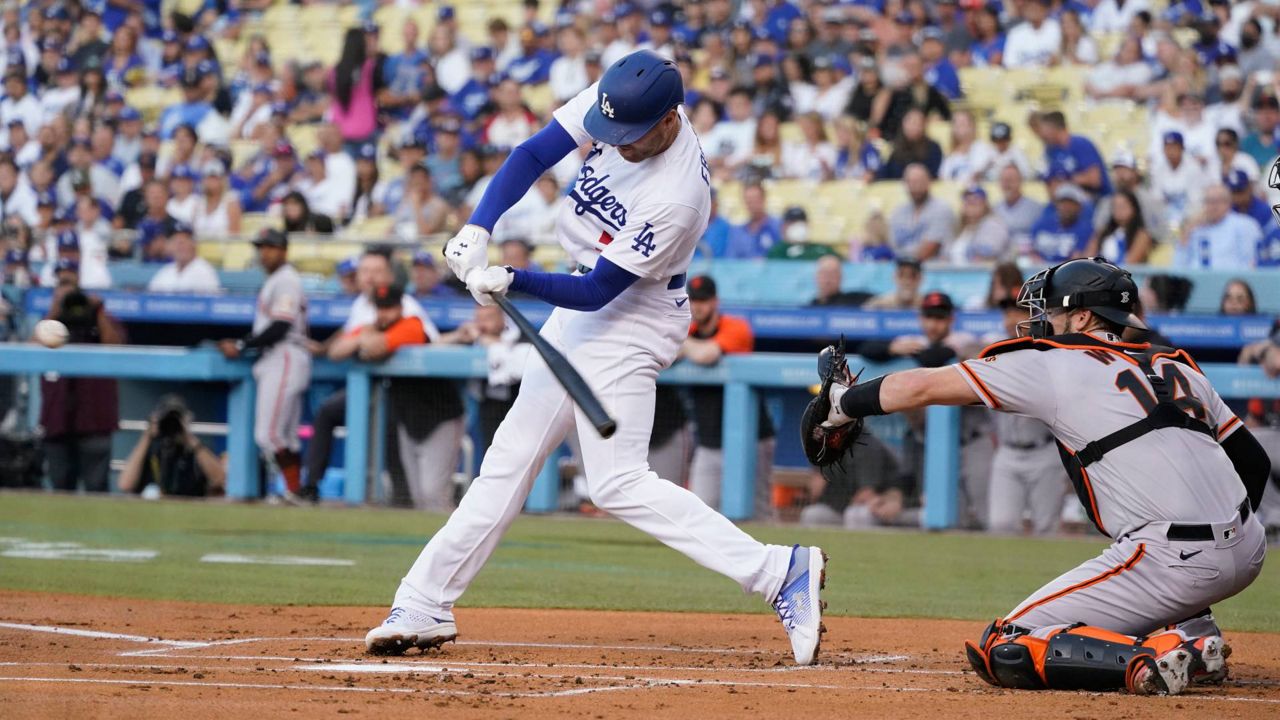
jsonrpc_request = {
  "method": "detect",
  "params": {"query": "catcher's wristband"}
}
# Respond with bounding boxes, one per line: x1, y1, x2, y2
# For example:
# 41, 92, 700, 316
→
840, 375, 887, 418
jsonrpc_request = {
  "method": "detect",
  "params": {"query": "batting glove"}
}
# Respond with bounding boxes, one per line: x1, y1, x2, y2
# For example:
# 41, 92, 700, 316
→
443, 224, 491, 281
466, 265, 514, 306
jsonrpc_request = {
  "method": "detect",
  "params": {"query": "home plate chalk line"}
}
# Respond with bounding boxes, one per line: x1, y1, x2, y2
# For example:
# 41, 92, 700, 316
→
0, 621, 1276, 704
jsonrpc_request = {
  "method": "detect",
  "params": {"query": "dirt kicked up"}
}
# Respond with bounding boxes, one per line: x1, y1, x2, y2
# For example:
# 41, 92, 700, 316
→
0, 590, 1277, 719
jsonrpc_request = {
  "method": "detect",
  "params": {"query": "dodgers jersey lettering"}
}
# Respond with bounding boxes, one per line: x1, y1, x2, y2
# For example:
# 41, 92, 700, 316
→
552, 83, 711, 280
254, 263, 310, 349
955, 332, 1246, 538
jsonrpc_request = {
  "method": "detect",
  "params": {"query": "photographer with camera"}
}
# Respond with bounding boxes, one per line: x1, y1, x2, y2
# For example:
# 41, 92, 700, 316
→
40, 258, 125, 492
118, 396, 225, 497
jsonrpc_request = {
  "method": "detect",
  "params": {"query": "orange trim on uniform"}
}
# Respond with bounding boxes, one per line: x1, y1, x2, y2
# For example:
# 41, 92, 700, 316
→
1151, 349, 1203, 374
1216, 415, 1242, 440
1062, 444, 1108, 536
1004, 544, 1146, 624
957, 362, 1001, 409
978, 337, 1143, 365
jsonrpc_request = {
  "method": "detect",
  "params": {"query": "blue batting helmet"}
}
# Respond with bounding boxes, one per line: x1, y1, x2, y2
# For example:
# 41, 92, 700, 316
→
583, 50, 683, 146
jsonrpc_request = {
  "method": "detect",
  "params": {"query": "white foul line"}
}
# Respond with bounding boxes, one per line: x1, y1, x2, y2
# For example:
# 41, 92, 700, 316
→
0, 622, 209, 648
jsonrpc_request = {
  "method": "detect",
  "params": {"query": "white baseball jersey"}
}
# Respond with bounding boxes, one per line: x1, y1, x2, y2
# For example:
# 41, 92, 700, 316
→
956, 331, 1246, 538
254, 264, 309, 349
551, 83, 711, 282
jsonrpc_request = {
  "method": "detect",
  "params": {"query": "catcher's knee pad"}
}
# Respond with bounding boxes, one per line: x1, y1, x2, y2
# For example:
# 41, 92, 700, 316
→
1042, 627, 1155, 691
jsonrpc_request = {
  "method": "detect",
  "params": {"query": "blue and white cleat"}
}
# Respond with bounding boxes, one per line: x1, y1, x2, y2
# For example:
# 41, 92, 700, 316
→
365, 607, 457, 655
772, 545, 828, 665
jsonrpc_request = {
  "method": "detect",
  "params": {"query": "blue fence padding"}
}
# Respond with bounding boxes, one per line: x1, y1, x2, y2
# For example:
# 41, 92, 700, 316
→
3, 345, 1278, 525
81, 260, 1280, 314
19, 288, 1275, 349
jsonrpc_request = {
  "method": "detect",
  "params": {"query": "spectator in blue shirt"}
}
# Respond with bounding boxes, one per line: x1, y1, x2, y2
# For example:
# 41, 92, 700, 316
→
920, 28, 961, 100
380, 19, 431, 120
1225, 169, 1270, 230
1177, 184, 1261, 270
1028, 183, 1094, 263
452, 47, 497, 122
969, 5, 1006, 67
696, 188, 733, 259
764, 0, 804, 44
1242, 93, 1280, 169
1038, 110, 1111, 197
725, 183, 782, 258
1259, 225, 1280, 267
505, 23, 557, 86
157, 67, 213, 140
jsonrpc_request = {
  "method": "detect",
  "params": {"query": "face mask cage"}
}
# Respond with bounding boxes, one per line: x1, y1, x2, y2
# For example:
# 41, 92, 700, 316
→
1016, 266, 1054, 338
1269, 158, 1280, 225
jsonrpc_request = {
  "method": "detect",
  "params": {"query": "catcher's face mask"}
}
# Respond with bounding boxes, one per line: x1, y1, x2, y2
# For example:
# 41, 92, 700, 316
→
1269, 156, 1280, 226
1016, 265, 1056, 339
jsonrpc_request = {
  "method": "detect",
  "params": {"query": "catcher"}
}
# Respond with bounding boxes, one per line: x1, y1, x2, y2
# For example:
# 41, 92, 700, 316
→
804, 257, 1269, 695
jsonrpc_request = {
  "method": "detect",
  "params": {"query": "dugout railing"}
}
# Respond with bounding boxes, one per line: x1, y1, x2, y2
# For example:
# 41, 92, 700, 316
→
3, 344, 1277, 528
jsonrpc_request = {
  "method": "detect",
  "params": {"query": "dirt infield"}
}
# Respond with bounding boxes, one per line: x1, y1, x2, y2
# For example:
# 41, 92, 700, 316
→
0, 591, 1276, 719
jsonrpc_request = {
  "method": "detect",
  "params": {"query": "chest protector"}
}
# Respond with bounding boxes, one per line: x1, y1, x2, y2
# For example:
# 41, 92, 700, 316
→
980, 334, 1215, 536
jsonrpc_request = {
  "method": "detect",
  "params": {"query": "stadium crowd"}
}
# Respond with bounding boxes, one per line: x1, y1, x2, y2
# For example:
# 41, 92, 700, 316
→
1, 0, 1280, 535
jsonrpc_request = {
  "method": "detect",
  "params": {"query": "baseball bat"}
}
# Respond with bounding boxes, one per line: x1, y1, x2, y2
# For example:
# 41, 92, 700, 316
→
491, 293, 618, 439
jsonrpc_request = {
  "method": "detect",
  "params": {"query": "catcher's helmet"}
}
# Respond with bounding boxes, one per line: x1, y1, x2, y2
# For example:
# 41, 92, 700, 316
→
1017, 257, 1146, 338
583, 49, 684, 146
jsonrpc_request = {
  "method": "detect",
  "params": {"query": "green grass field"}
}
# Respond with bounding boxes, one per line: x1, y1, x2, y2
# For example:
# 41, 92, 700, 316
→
1, 492, 1276, 632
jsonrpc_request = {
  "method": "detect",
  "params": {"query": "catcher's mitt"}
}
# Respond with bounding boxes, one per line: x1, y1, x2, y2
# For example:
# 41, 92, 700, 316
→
801, 337, 865, 467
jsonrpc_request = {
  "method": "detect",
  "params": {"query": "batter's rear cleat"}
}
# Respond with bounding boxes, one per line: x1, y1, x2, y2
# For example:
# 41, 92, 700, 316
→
365, 607, 457, 655
772, 545, 827, 666
1127, 648, 1193, 696
1187, 636, 1230, 685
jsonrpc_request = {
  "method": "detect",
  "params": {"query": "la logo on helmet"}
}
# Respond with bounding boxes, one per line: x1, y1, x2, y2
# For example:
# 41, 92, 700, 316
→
601, 93, 615, 118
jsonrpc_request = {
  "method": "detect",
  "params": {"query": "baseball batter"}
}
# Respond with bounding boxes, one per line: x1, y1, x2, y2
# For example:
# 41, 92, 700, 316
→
365, 50, 825, 665
218, 229, 311, 495
817, 257, 1269, 695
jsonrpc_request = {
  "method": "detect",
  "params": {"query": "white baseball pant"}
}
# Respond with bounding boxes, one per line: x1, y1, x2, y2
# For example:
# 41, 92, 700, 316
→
391, 284, 793, 619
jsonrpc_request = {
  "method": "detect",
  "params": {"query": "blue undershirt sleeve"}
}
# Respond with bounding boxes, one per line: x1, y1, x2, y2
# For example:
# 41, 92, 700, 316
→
469, 119, 579, 232
508, 257, 640, 312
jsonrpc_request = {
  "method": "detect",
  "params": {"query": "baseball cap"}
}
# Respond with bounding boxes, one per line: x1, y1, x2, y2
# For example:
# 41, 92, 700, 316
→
783, 206, 808, 223
185, 35, 211, 52
138, 152, 158, 169
1053, 183, 1089, 205
336, 256, 358, 276
470, 46, 495, 62
1163, 130, 1185, 146
752, 53, 775, 70
253, 228, 288, 248
709, 66, 730, 81
36, 190, 56, 207
894, 10, 915, 23
990, 121, 1012, 141
168, 220, 194, 236
919, 26, 944, 43
962, 185, 987, 200
686, 275, 717, 300
585, 49, 603, 65
362, 20, 380, 34
54, 257, 79, 273
432, 115, 462, 134
356, 143, 377, 161
270, 101, 291, 116
171, 164, 199, 181
201, 159, 226, 177
3, 249, 23, 265
615, 2, 640, 17
1225, 168, 1251, 192
273, 140, 296, 157
162, 30, 180, 44
253, 82, 273, 95
254, 50, 272, 66
437, 5, 455, 21
1110, 150, 1137, 170
649, 9, 673, 27
920, 291, 955, 316
118, 106, 141, 122
412, 250, 435, 267
371, 283, 405, 309
56, 230, 80, 250
55, 57, 76, 74
307, 148, 326, 161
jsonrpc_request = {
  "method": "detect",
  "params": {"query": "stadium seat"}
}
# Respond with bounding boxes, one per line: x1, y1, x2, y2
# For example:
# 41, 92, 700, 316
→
348, 215, 395, 239
125, 87, 182, 124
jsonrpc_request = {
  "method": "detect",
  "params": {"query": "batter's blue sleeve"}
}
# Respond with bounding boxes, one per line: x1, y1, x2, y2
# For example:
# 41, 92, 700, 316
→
508, 257, 640, 312
469, 119, 579, 231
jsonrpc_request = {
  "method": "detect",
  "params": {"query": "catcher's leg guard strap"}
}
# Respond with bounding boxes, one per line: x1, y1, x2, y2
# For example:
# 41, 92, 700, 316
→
965, 620, 1002, 686
1042, 628, 1156, 691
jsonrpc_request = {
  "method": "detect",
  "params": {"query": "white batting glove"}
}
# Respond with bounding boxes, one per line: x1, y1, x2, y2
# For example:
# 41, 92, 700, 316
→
465, 265, 514, 306
443, 224, 491, 281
